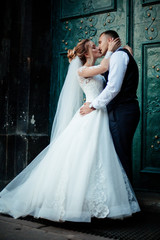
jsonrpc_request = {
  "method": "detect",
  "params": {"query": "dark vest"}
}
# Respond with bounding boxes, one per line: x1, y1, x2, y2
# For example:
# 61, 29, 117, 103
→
104, 48, 139, 112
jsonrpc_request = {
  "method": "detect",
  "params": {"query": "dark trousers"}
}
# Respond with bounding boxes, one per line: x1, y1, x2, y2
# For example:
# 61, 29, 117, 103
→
108, 101, 140, 182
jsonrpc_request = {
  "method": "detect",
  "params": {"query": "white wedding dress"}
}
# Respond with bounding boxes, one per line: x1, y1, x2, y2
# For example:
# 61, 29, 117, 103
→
0, 66, 140, 222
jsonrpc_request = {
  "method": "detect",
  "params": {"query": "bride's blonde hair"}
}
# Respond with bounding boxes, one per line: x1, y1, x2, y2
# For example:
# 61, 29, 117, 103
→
67, 39, 90, 64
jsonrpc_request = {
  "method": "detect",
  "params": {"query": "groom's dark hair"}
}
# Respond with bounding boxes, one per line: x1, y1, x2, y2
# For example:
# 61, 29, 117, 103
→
100, 30, 119, 39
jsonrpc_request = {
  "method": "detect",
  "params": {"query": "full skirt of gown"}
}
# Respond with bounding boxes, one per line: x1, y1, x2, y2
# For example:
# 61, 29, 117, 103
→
0, 107, 140, 222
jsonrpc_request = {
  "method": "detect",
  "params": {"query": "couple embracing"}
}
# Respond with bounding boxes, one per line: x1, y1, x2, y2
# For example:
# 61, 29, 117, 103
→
0, 30, 140, 222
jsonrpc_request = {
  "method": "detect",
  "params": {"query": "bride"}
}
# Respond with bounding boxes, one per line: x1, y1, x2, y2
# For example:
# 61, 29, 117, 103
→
0, 38, 140, 222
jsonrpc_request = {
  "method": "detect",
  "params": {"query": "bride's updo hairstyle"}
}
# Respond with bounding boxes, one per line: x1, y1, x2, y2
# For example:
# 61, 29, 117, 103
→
67, 39, 90, 64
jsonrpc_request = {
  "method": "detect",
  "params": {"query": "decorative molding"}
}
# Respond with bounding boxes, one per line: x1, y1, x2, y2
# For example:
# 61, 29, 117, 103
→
143, 43, 160, 115
61, 20, 73, 51
145, 62, 160, 114
102, 12, 115, 26
82, 0, 94, 14
142, 0, 160, 6
140, 167, 160, 174
60, 0, 116, 19
150, 134, 160, 151
60, 12, 116, 52
152, 63, 160, 78
59, 53, 69, 89
77, 16, 98, 39
146, 97, 160, 114
61, 16, 98, 51
142, 42, 160, 175
144, 6, 158, 40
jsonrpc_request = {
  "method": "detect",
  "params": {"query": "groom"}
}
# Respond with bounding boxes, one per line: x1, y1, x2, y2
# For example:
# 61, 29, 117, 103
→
80, 30, 140, 182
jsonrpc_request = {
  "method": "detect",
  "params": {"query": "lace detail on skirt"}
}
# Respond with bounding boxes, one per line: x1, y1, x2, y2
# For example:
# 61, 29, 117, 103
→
39, 162, 70, 221
121, 167, 140, 213
85, 158, 109, 218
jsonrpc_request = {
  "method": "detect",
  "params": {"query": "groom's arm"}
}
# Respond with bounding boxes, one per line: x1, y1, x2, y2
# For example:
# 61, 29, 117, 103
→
90, 51, 129, 109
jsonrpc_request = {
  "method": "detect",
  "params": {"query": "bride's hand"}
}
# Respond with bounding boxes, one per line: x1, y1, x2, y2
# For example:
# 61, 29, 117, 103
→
108, 37, 121, 52
123, 45, 133, 56
80, 102, 95, 116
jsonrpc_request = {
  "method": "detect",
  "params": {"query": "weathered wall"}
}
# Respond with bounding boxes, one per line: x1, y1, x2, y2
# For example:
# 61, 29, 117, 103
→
0, 0, 51, 189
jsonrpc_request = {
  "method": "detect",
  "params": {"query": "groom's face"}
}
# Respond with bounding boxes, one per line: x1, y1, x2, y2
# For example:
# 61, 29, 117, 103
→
98, 34, 111, 56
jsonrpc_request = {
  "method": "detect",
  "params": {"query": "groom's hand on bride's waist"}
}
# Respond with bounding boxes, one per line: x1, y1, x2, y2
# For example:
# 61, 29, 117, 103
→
80, 102, 96, 116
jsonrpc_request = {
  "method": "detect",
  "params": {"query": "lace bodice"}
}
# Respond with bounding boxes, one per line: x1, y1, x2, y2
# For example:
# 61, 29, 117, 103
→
78, 68, 105, 102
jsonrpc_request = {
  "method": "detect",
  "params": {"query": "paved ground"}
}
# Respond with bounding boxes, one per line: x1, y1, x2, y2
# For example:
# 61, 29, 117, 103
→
0, 215, 112, 240
0, 212, 160, 240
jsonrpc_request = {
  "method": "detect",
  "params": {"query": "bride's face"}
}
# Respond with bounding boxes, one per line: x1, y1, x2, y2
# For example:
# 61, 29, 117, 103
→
87, 41, 102, 59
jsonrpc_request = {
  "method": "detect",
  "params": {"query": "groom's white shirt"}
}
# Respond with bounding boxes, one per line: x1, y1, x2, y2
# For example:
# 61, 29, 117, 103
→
91, 47, 129, 109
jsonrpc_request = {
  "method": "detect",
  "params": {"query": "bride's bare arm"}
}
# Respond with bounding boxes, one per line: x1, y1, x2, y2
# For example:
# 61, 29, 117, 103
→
78, 59, 110, 78
78, 38, 121, 78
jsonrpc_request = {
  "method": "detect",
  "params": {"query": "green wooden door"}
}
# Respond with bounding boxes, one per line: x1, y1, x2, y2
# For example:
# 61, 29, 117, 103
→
50, 0, 160, 192
132, 0, 160, 191
50, 0, 128, 121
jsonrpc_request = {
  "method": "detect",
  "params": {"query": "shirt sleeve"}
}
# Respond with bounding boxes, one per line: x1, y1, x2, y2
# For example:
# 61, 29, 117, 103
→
91, 51, 129, 109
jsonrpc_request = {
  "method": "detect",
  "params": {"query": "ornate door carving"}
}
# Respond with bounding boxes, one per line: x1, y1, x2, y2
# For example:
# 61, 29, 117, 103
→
50, 0, 127, 124
51, 0, 160, 191
132, 0, 160, 191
